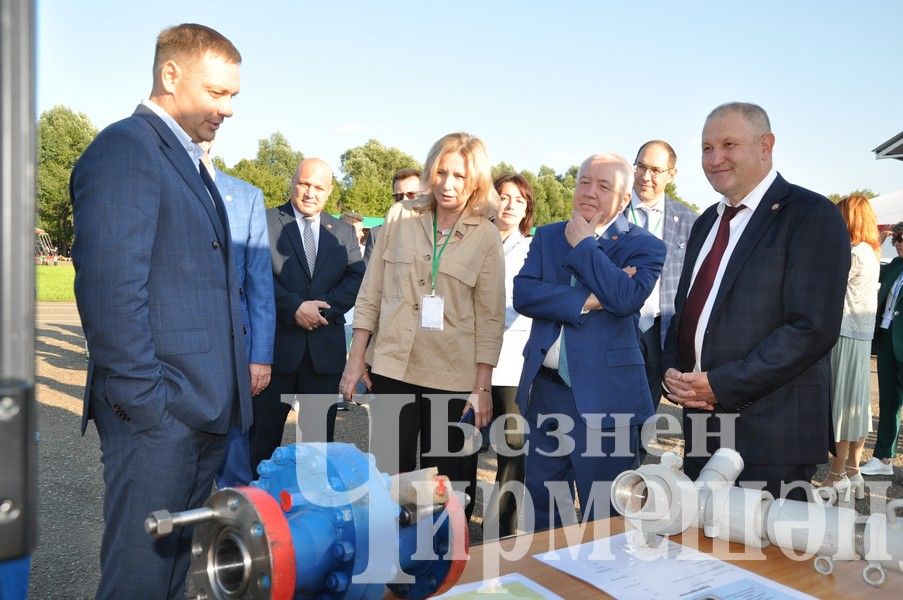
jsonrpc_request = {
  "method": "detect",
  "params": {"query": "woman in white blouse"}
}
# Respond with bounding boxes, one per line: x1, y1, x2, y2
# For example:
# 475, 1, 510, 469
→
483, 173, 534, 538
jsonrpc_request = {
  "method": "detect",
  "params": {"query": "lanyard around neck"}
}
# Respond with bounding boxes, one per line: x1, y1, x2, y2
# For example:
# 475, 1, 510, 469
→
629, 203, 663, 236
431, 212, 457, 293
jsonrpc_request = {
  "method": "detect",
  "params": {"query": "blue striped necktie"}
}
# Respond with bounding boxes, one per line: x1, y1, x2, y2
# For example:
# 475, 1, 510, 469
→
557, 274, 578, 387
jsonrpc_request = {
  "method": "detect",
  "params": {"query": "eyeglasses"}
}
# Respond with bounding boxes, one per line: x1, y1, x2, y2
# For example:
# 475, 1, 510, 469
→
392, 191, 418, 202
893, 234, 903, 244
634, 163, 672, 179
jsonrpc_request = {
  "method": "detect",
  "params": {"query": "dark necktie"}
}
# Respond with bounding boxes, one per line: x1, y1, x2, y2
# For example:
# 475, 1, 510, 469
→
677, 205, 745, 371
198, 159, 230, 232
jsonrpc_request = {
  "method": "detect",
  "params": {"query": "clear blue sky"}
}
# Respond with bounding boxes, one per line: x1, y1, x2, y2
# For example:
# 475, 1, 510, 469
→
38, 0, 903, 208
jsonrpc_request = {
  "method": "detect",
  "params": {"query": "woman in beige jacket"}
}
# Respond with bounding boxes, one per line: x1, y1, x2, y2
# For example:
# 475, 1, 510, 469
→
340, 132, 505, 518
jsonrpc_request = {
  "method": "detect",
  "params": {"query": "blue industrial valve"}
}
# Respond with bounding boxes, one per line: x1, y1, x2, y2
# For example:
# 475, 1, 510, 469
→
145, 442, 469, 599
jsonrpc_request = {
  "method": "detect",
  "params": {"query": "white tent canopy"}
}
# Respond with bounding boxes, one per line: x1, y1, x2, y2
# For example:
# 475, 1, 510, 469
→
872, 189, 903, 262
872, 188, 903, 225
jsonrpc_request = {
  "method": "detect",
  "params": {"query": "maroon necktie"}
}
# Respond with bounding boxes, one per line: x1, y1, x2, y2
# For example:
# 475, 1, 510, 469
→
677, 205, 745, 370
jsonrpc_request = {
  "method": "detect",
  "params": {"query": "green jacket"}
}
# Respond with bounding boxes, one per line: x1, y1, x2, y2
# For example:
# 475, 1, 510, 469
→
878, 256, 903, 361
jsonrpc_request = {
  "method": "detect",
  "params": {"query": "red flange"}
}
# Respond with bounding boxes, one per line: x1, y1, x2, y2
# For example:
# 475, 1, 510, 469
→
430, 492, 470, 596
240, 486, 297, 600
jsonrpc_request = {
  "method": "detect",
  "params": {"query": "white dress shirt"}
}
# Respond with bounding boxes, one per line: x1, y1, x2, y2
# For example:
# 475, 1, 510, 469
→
493, 231, 532, 386
141, 99, 204, 171
628, 191, 664, 331
689, 168, 777, 371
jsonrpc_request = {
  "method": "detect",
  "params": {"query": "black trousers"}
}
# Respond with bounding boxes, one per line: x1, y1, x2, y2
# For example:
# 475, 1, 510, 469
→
483, 385, 525, 538
638, 316, 662, 464
369, 372, 478, 520
638, 316, 664, 411
248, 349, 338, 474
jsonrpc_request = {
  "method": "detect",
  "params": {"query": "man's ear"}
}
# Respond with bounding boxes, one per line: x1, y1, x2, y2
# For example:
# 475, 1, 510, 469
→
760, 132, 776, 159
620, 192, 632, 211
158, 60, 181, 94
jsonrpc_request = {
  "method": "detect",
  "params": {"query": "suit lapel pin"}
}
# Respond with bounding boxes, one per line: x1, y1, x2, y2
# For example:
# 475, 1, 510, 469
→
771, 203, 780, 211
326, 223, 333, 230
611, 234, 619, 241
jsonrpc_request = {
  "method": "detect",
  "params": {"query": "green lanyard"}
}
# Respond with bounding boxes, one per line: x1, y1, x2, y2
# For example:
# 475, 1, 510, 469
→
431, 212, 456, 294
629, 204, 664, 237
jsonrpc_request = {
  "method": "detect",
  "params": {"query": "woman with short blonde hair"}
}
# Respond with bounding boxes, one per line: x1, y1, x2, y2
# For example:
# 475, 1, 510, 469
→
340, 132, 505, 519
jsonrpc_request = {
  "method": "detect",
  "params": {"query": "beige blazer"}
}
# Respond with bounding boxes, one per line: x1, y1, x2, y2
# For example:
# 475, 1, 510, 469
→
354, 199, 505, 391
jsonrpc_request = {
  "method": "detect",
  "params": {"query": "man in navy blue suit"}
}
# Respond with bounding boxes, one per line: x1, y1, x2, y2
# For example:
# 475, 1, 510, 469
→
513, 153, 666, 531
71, 24, 250, 598
249, 158, 365, 470
200, 143, 275, 487
663, 102, 849, 501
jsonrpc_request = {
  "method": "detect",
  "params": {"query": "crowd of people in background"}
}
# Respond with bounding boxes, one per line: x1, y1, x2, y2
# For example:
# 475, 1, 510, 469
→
66, 23, 903, 598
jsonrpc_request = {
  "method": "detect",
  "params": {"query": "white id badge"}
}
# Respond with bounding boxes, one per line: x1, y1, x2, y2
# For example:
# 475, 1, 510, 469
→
420, 294, 444, 330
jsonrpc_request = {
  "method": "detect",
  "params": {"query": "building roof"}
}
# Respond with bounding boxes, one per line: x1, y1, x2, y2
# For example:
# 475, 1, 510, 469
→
873, 131, 903, 161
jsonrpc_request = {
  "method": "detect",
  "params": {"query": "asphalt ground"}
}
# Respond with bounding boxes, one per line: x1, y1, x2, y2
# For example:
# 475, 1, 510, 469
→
29, 302, 903, 598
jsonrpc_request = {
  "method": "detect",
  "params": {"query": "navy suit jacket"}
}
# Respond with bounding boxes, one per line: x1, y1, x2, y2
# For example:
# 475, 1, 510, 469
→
513, 215, 666, 428
267, 203, 365, 374
663, 174, 850, 465
71, 104, 251, 435
216, 170, 275, 364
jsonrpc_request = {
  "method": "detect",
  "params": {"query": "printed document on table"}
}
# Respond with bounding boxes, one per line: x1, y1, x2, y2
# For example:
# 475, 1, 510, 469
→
534, 531, 814, 599
434, 573, 563, 599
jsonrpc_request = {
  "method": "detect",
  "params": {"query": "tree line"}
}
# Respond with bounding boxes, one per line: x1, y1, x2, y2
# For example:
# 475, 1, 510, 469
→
52, 104, 887, 254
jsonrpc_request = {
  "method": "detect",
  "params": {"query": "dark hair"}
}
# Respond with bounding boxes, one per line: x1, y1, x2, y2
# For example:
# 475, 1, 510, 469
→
635, 139, 677, 169
154, 23, 241, 73
493, 173, 534, 236
392, 167, 422, 187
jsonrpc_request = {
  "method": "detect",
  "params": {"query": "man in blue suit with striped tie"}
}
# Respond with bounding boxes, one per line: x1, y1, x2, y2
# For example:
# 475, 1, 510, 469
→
201, 143, 275, 487
513, 153, 665, 531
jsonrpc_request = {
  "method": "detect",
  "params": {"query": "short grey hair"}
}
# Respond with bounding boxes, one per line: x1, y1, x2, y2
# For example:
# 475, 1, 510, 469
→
707, 102, 771, 134
577, 153, 634, 196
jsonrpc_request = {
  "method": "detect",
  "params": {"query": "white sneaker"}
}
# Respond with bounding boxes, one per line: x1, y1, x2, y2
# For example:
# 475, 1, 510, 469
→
860, 457, 894, 476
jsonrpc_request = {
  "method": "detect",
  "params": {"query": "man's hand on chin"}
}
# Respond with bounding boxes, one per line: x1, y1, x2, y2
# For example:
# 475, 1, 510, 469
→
565, 210, 604, 247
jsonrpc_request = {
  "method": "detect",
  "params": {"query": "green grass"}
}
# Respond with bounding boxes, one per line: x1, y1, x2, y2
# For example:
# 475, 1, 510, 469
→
36, 263, 76, 301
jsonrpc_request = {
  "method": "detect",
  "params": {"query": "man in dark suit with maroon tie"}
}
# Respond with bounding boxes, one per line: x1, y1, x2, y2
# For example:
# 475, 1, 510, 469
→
663, 102, 849, 500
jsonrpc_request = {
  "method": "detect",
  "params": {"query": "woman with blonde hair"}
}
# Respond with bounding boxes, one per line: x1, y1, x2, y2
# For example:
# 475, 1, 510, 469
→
340, 132, 504, 518
816, 194, 881, 498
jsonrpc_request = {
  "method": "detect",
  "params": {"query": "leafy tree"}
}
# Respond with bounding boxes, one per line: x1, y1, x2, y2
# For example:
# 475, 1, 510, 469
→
222, 132, 303, 208
339, 140, 420, 216
827, 188, 876, 204
665, 182, 699, 213
491, 161, 517, 181
37, 105, 98, 253
531, 166, 574, 226
325, 177, 342, 215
